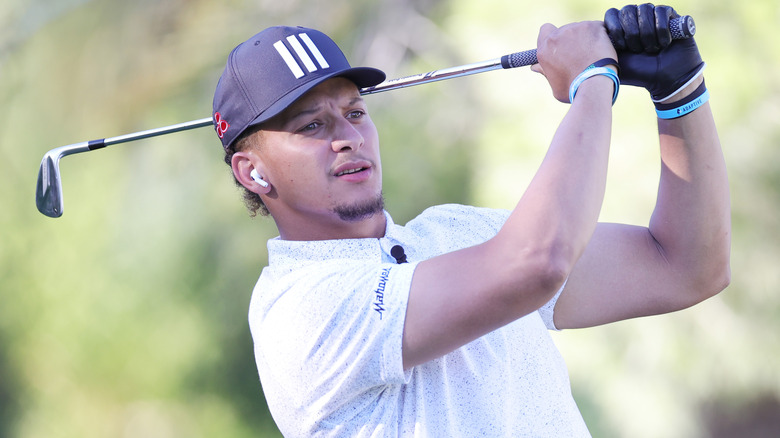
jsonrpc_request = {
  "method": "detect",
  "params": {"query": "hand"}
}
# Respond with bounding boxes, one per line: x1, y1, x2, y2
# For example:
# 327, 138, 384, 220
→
604, 4, 704, 101
533, 21, 618, 103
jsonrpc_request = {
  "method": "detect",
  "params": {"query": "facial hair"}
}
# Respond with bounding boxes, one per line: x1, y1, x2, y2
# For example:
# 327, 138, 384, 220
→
333, 193, 385, 222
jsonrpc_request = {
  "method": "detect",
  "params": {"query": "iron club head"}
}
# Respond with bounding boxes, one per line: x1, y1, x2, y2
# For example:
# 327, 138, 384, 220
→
34, 117, 214, 218
35, 142, 91, 218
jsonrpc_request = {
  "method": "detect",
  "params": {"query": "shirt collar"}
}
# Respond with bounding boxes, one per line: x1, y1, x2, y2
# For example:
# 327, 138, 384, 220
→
266, 211, 405, 266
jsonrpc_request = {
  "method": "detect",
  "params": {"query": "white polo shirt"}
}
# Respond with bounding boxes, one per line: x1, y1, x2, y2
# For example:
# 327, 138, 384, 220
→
248, 204, 590, 437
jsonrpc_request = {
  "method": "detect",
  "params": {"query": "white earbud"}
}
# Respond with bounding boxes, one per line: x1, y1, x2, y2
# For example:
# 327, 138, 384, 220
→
250, 169, 269, 188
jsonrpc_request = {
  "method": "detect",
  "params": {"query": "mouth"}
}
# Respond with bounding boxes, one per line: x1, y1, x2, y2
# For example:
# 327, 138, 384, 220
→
335, 167, 368, 177
333, 161, 372, 178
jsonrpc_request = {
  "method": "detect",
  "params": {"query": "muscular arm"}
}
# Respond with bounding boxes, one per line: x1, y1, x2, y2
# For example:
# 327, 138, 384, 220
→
402, 22, 618, 369
553, 76, 731, 328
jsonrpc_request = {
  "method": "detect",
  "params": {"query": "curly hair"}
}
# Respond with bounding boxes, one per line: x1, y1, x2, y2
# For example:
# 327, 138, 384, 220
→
223, 125, 269, 217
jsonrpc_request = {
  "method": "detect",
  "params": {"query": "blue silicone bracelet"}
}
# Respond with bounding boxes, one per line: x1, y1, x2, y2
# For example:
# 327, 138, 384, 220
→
569, 66, 620, 105
654, 81, 710, 119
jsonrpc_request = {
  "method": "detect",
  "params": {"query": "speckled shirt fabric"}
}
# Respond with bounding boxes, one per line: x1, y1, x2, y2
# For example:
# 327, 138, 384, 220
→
248, 204, 590, 437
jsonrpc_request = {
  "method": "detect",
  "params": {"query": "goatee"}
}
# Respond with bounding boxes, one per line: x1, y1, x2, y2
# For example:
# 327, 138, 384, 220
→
333, 193, 385, 222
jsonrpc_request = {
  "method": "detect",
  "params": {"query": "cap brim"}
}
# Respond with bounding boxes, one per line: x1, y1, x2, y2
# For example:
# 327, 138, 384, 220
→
246, 66, 386, 130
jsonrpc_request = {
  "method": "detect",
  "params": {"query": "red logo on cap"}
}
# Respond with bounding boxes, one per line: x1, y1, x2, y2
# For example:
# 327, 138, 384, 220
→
214, 112, 230, 139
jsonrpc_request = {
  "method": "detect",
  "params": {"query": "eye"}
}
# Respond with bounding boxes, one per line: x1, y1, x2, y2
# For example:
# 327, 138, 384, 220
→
346, 110, 365, 120
297, 121, 321, 133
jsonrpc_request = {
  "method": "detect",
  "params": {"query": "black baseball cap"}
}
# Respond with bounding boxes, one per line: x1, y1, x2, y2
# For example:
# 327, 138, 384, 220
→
212, 26, 386, 150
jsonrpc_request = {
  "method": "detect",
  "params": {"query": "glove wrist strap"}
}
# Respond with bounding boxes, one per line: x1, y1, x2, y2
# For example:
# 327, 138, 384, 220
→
653, 63, 707, 103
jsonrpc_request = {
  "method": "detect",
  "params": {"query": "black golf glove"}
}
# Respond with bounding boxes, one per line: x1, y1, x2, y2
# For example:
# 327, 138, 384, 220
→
604, 4, 705, 101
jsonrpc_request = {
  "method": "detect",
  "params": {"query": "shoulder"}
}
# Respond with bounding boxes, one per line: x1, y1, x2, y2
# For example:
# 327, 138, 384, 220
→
251, 260, 416, 335
405, 203, 510, 239
413, 203, 510, 227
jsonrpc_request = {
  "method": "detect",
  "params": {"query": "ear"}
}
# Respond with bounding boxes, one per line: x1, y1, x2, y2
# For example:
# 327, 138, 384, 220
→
231, 151, 272, 194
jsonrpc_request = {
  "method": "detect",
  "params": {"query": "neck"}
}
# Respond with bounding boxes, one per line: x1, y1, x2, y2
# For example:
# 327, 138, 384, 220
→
274, 210, 387, 241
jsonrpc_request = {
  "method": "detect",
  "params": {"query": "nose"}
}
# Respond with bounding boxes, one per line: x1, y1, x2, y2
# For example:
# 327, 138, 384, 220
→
330, 117, 364, 152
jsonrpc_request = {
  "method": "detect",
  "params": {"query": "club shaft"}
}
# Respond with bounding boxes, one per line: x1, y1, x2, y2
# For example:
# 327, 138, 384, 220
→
42, 15, 694, 153
88, 117, 214, 151
362, 15, 693, 94
359, 57, 508, 95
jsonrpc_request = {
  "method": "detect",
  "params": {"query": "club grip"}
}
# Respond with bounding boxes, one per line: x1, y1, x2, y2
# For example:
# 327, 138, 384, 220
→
669, 15, 696, 40
501, 15, 695, 69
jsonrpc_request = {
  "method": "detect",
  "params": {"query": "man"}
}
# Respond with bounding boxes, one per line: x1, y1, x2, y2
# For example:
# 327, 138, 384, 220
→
212, 4, 730, 436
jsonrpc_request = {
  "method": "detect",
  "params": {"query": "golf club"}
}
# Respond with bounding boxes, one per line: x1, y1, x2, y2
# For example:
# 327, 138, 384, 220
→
35, 15, 695, 218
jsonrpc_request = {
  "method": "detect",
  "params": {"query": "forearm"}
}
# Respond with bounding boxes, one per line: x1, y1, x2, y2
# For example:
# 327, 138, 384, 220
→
650, 78, 731, 293
498, 78, 613, 293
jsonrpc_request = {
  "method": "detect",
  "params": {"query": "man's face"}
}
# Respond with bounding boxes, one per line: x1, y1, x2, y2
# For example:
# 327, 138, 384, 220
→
253, 77, 384, 238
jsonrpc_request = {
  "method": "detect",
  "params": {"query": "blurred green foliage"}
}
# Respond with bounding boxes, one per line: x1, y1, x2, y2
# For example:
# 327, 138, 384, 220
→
1, 0, 778, 437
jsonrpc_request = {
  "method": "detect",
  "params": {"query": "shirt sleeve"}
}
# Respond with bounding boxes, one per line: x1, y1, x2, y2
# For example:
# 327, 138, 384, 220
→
537, 279, 566, 331
252, 259, 416, 419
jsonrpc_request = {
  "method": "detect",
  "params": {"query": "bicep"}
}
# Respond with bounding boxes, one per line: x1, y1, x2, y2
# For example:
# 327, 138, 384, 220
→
402, 238, 564, 369
553, 222, 696, 329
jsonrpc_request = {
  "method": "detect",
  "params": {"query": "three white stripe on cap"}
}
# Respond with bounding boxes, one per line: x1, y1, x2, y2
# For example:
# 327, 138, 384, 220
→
273, 33, 331, 79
